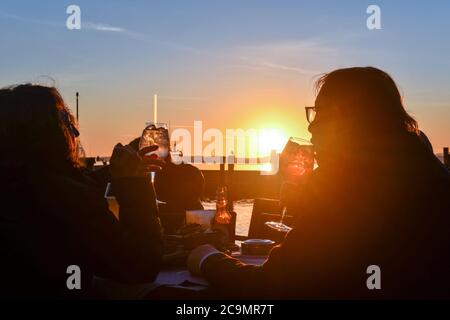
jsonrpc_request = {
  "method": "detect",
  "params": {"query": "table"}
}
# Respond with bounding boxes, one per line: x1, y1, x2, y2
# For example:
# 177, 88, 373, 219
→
156, 254, 267, 286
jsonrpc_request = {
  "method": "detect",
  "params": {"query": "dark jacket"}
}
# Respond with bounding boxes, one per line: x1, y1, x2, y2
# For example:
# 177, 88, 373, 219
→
202, 132, 450, 299
154, 162, 205, 212
0, 165, 163, 299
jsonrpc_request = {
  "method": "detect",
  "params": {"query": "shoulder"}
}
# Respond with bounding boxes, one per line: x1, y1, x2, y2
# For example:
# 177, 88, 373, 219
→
30, 170, 108, 217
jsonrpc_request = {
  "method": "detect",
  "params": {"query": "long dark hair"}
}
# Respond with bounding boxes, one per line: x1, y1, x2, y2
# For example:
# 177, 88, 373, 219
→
314, 67, 419, 135
0, 84, 80, 172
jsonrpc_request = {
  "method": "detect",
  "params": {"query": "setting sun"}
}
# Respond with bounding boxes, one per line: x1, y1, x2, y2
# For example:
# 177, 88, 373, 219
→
258, 128, 288, 156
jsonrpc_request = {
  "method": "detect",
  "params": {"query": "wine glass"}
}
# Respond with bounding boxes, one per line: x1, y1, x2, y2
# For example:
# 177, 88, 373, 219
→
139, 122, 170, 181
265, 137, 314, 233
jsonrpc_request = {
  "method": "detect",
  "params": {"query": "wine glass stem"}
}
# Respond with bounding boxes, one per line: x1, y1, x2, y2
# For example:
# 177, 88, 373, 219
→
280, 206, 287, 224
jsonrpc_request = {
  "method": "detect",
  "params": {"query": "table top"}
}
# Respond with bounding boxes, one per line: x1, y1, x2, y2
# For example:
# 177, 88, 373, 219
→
155, 254, 267, 286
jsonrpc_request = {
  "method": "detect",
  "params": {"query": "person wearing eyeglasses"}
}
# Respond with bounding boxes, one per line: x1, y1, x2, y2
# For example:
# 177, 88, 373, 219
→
188, 67, 450, 299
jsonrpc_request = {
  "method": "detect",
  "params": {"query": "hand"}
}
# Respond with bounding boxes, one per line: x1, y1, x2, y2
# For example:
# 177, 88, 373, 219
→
110, 143, 160, 179
129, 136, 168, 171
187, 244, 220, 276
141, 153, 166, 172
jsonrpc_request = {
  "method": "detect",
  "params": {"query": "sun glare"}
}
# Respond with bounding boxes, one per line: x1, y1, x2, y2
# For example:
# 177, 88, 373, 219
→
258, 128, 288, 156
260, 163, 273, 172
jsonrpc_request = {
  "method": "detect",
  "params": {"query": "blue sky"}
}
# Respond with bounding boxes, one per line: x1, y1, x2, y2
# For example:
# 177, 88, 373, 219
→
0, 0, 449, 156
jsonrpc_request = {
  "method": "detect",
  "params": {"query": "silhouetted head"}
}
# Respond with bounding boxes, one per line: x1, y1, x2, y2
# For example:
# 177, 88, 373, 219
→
309, 67, 418, 166
0, 84, 80, 172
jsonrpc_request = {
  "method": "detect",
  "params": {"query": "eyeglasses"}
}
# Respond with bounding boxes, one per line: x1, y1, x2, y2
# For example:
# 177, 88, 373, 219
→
59, 110, 80, 138
305, 106, 316, 124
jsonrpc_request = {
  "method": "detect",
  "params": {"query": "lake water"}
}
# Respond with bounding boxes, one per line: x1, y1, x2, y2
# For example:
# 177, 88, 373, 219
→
107, 196, 255, 236
202, 199, 254, 237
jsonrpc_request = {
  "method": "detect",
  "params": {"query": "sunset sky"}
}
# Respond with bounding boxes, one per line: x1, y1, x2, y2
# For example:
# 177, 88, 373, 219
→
0, 0, 449, 157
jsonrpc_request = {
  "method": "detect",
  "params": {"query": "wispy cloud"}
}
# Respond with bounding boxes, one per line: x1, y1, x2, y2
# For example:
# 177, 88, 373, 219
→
239, 40, 336, 57
83, 22, 126, 33
158, 95, 207, 101
0, 9, 330, 77
227, 40, 335, 75
0, 9, 215, 58
258, 61, 318, 74
0, 10, 60, 28
237, 57, 319, 75
0, 10, 126, 34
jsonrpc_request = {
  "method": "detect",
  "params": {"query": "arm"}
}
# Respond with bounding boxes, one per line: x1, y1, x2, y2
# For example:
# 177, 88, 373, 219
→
198, 229, 308, 299
189, 172, 324, 298
90, 175, 163, 283
46, 173, 163, 284
88, 144, 163, 283
66, 144, 163, 284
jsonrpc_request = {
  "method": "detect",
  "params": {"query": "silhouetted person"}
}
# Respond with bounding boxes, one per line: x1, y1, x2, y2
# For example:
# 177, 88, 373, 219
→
188, 67, 450, 299
154, 162, 205, 212
0, 84, 163, 299
128, 137, 205, 213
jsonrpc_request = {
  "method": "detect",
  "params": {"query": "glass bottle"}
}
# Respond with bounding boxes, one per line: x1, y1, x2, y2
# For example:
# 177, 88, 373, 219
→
212, 185, 232, 245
